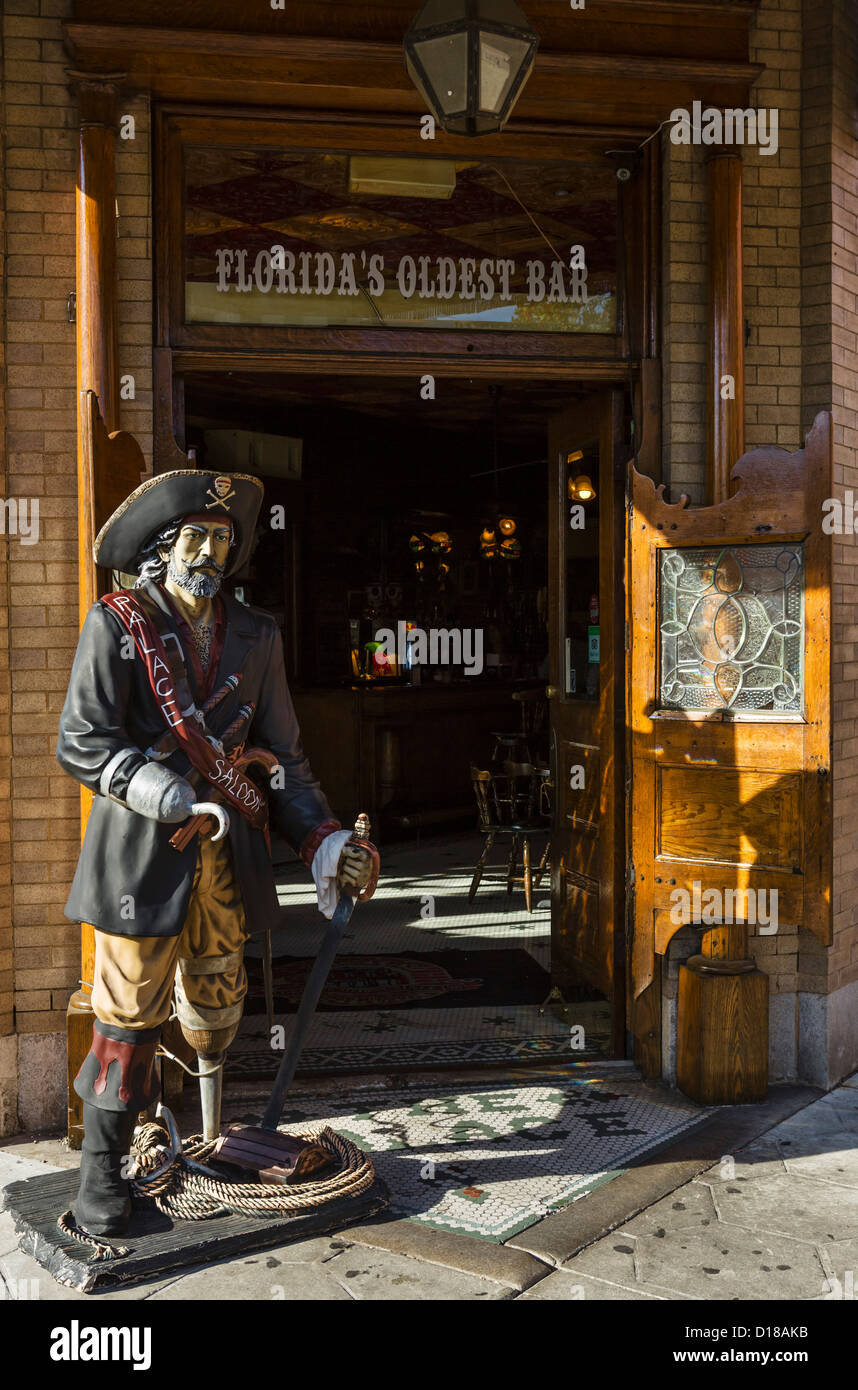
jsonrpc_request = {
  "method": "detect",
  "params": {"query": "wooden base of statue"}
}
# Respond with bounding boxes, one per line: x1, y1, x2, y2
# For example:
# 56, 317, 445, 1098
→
676, 924, 768, 1105
2, 1167, 389, 1295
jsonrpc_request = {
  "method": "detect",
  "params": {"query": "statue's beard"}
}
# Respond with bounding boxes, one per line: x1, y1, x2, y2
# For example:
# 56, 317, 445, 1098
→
167, 554, 225, 598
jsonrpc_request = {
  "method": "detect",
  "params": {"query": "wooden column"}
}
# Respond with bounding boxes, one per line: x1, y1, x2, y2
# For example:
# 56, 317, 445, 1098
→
67, 71, 123, 1148
706, 152, 744, 503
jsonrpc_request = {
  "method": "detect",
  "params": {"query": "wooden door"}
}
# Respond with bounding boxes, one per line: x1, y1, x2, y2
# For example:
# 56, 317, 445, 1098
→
627, 414, 833, 1077
547, 390, 627, 1053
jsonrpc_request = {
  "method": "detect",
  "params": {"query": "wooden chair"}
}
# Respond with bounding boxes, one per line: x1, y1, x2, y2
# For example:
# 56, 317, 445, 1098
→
468, 761, 550, 912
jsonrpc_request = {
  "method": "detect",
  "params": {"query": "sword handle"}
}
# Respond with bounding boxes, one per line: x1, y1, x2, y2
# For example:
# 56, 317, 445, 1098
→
345, 811, 379, 901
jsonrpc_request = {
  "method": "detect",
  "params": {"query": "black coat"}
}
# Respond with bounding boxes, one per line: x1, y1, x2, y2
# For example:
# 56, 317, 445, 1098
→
57, 580, 333, 938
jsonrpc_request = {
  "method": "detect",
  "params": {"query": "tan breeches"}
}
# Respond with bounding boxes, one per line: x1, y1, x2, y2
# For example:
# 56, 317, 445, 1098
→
91, 834, 248, 1032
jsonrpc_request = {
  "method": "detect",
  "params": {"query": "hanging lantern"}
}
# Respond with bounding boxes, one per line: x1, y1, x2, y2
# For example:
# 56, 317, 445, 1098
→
500, 535, 521, 559
480, 525, 498, 557
409, 533, 426, 552
498, 516, 516, 535
430, 530, 452, 553
404, 0, 539, 137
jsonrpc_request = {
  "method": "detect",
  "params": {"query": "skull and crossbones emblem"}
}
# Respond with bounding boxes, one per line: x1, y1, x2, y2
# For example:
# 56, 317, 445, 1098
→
205, 476, 236, 510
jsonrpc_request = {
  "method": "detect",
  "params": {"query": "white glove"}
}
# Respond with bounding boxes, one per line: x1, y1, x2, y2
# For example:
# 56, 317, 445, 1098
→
311, 830, 352, 920
125, 762, 197, 823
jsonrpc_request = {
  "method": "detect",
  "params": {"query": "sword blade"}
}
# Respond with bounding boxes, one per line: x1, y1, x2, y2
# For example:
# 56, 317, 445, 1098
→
261, 890, 356, 1132
261, 927, 275, 1041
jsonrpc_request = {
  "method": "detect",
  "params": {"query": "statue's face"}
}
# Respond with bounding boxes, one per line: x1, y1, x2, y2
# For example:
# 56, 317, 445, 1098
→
163, 518, 233, 598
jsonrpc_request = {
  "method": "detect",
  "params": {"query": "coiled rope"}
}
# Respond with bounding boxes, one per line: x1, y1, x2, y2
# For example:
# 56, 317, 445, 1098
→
58, 1121, 376, 1261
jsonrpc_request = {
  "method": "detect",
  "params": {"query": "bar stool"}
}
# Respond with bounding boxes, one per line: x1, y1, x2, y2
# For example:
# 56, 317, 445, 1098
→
489, 688, 547, 765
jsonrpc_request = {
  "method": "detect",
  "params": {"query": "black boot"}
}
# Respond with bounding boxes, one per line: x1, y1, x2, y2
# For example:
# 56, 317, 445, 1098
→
73, 1021, 161, 1237
75, 1104, 138, 1236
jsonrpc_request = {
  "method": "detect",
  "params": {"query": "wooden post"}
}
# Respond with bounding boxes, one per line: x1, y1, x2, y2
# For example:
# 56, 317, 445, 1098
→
706, 152, 744, 504
66, 71, 123, 1148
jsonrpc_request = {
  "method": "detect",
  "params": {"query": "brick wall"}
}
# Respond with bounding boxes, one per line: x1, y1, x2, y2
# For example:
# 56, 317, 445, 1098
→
116, 93, 154, 467
3, 0, 80, 1133
0, 0, 153, 1132
662, 0, 804, 503
826, 0, 858, 1006
661, 138, 707, 504
744, 0, 803, 453
0, 15, 16, 1135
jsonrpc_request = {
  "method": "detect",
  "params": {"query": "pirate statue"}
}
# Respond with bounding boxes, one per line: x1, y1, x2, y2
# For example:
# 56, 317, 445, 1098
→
57, 469, 374, 1236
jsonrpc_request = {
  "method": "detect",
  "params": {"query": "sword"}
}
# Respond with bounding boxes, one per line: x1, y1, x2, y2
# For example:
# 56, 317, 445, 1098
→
260, 813, 379, 1132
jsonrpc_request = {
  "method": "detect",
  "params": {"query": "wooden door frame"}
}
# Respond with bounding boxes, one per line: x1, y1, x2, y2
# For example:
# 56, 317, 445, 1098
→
547, 388, 629, 1056
151, 102, 662, 464
154, 107, 631, 367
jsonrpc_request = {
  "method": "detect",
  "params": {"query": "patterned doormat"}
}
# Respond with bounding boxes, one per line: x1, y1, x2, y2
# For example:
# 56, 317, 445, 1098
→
243, 949, 555, 1012
228, 1072, 710, 1243
225, 1000, 611, 1079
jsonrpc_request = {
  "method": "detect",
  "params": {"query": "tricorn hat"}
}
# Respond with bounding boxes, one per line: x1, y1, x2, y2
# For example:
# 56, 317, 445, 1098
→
93, 469, 264, 577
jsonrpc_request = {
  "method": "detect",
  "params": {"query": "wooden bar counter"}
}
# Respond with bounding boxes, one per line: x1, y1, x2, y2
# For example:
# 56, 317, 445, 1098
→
292, 681, 526, 844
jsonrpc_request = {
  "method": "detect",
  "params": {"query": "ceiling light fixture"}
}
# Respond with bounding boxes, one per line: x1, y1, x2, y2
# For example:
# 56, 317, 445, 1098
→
404, 0, 539, 137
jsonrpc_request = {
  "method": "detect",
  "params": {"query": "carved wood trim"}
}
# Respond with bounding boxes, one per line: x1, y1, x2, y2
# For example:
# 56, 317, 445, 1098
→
65, 24, 763, 88
154, 347, 197, 472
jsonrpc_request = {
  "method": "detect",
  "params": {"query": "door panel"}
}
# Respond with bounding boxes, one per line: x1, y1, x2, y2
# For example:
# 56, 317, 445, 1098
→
548, 390, 626, 1051
627, 413, 833, 1075
656, 765, 802, 868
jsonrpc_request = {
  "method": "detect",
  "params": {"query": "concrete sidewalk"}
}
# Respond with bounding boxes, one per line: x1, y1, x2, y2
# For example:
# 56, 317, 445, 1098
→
1, 1072, 856, 1301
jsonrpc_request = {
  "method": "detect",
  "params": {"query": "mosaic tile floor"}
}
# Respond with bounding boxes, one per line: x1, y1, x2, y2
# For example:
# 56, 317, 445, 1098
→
231, 835, 611, 1076
235, 1072, 711, 1243
260, 834, 554, 960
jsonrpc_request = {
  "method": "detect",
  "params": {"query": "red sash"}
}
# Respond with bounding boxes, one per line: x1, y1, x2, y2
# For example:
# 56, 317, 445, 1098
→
100, 590, 268, 833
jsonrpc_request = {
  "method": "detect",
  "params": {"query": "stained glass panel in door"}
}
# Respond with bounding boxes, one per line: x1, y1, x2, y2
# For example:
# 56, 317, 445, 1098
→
658, 543, 804, 713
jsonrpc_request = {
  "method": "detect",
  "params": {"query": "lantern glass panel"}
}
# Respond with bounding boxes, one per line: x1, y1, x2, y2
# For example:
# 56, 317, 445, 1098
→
478, 31, 530, 114
412, 32, 469, 115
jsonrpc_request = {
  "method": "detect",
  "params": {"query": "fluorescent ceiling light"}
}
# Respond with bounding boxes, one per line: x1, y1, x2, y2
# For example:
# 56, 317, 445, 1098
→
348, 156, 457, 199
